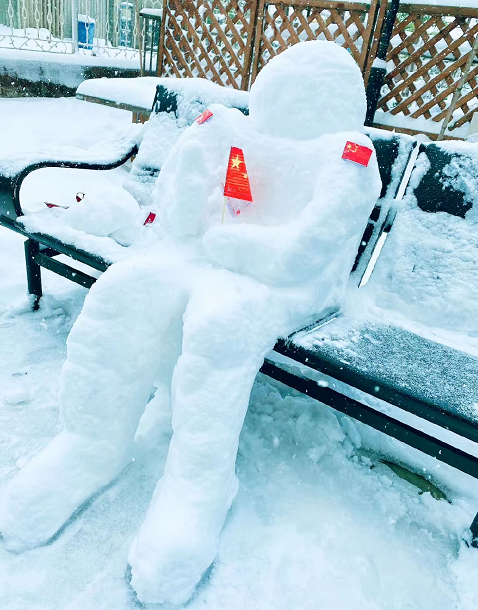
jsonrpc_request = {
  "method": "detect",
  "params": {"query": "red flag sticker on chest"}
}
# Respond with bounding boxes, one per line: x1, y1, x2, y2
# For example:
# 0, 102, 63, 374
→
144, 212, 156, 226
342, 141, 373, 167
224, 146, 253, 204
195, 109, 213, 125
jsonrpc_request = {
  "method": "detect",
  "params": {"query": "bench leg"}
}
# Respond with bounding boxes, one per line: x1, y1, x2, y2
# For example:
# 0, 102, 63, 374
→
24, 239, 42, 311
471, 512, 478, 547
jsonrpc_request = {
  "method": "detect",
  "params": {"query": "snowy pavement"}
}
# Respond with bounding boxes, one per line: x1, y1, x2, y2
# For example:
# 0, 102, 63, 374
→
0, 97, 478, 610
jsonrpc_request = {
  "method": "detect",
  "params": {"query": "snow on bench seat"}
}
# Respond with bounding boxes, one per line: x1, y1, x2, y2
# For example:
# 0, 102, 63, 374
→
76, 76, 249, 115
18, 210, 142, 267
0, 124, 142, 179
292, 318, 478, 435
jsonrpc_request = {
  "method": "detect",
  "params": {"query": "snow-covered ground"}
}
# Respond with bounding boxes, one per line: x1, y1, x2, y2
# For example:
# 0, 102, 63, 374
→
1, 97, 478, 610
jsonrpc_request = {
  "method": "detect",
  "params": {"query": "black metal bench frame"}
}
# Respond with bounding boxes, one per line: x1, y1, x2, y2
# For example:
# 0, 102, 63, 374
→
260, 347, 478, 544
1, 87, 477, 547
0, 149, 137, 309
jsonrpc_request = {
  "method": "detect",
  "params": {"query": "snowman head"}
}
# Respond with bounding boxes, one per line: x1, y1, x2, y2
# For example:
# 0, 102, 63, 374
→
249, 41, 367, 140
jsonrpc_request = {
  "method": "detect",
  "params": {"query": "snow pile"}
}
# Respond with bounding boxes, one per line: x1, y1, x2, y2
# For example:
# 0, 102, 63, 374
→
61, 187, 143, 237
0, 122, 142, 179
77, 76, 161, 112
0, 120, 144, 254
0, 47, 141, 93
0, 98, 143, 262
0, 41, 381, 605
76, 76, 249, 114
440, 152, 478, 221
0, 97, 132, 160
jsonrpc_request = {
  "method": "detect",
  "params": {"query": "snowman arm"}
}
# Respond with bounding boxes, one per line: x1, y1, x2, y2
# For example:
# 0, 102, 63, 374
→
203, 156, 382, 286
203, 214, 341, 286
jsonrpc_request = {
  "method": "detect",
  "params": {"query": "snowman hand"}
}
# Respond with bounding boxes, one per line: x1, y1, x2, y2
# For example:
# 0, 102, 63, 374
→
203, 223, 255, 274
203, 222, 305, 285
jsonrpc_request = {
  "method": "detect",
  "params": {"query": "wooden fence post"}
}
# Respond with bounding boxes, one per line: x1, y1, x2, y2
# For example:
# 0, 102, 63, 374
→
365, 0, 401, 126
360, 0, 384, 82
155, 0, 167, 77
249, 0, 266, 87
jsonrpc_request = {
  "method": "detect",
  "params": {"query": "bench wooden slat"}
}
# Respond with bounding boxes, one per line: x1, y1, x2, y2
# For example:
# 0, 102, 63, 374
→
274, 322, 478, 443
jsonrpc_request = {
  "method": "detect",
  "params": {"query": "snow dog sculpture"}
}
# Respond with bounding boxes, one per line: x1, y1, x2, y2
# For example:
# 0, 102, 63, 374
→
0, 41, 382, 604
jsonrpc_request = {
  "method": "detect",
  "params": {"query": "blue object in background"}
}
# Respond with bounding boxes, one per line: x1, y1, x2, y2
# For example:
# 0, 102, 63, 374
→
78, 15, 95, 50
119, 2, 134, 47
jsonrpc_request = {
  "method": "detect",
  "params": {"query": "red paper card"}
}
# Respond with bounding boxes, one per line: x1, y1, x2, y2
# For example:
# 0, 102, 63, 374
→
196, 109, 213, 125
45, 202, 69, 209
144, 212, 156, 226
224, 147, 253, 203
342, 141, 373, 167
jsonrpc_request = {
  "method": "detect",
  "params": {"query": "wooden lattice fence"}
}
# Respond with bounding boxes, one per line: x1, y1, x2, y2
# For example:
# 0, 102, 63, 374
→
155, 0, 478, 137
157, 0, 384, 90
250, 0, 383, 82
157, 0, 259, 89
376, 4, 478, 134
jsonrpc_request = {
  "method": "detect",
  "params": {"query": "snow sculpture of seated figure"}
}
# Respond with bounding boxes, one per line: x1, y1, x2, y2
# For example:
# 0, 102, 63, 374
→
0, 41, 382, 604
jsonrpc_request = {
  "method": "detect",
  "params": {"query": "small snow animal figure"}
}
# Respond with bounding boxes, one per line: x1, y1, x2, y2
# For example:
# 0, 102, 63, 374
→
0, 41, 382, 604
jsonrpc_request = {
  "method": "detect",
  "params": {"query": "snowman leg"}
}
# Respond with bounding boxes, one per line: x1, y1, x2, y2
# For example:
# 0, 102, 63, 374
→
0, 257, 189, 551
129, 273, 279, 605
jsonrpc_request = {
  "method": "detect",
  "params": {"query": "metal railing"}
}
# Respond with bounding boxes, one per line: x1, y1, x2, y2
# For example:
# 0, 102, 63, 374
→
0, 0, 162, 58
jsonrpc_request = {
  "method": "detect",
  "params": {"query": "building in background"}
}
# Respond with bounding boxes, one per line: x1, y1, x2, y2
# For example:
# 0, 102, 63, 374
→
0, 0, 162, 53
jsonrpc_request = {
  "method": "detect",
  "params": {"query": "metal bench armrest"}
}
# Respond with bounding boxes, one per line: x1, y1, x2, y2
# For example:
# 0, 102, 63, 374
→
0, 126, 142, 219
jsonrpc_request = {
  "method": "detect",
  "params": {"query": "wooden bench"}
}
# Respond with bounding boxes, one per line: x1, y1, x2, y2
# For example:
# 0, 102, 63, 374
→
2, 83, 477, 545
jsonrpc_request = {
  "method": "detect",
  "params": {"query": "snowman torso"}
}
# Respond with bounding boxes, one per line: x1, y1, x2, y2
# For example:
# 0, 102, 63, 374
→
152, 104, 373, 240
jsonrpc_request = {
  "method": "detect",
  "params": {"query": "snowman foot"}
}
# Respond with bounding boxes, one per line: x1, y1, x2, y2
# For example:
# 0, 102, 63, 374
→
0, 431, 129, 551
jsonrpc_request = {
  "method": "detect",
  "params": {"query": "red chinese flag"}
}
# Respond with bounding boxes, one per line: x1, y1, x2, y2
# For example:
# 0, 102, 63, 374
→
144, 212, 156, 226
195, 109, 213, 125
224, 147, 253, 202
342, 141, 373, 167
45, 202, 69, 209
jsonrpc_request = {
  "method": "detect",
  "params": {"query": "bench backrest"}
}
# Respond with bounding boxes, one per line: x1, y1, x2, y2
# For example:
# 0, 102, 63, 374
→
152, 84, 250, 117
351, 130, 416, 281
125, 83, 249, 205
368, 141, 478, 334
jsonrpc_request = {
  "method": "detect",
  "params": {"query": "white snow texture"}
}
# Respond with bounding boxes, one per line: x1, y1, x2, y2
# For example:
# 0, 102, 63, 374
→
369, 144, 478, 335
0, 41, 382, 604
